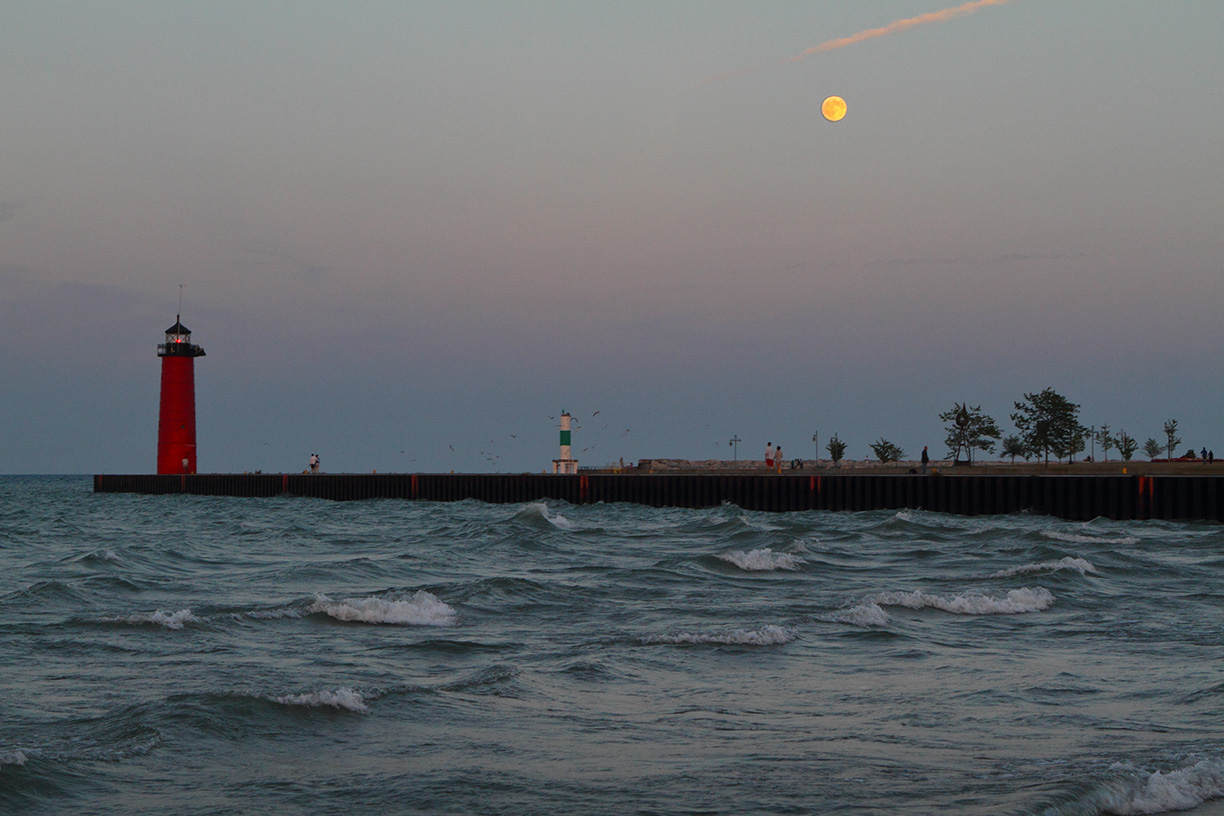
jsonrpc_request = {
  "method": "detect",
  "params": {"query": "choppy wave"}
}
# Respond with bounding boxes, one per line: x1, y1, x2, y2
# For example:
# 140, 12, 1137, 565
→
821, 603, 892, 628
991, 556, 1099, 578
0, 750, 27, 766
1043, 530, 1139, 547
101, 609, 198, 629
1100, 758, 1224, 814
644, 624, 796, 646
245, 607, 304, 620
870, 587, 1054, 615
519, 501, 575, 529
717, 548, 806, 572
6, 476, 1224, 815
271, 688, 369, 713
309, 591, 456, 625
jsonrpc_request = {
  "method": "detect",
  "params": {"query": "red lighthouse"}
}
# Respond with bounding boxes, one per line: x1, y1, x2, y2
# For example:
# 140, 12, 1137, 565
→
156, 317, 206, 474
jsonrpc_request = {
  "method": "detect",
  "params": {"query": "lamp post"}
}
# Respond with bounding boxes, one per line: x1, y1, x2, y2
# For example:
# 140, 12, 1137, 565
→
729, 435, 741, 463
812, 432, 819, 465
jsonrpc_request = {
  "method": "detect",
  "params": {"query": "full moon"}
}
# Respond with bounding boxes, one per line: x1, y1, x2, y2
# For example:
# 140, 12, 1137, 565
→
822, 95, 847, 122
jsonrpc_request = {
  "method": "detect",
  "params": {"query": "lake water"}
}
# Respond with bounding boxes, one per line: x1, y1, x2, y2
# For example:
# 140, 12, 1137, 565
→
2, 475, 1223, 814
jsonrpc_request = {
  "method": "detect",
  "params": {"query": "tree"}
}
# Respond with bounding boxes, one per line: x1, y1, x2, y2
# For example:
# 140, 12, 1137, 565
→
1064, 427, 1088, 463
1163, 419, 1181, 461
826, 434, 847, 465
1001, 435, 1026, 463
1095, 424, 1114, 462
870, 438, 904, 463
1011, 388, 1086, 465
1116, 430, 1138, 462
938, 402, 1002, 464
1143, 438, 1163, 461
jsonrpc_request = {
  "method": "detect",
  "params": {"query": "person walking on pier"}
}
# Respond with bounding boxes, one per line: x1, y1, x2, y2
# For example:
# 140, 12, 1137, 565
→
921, 446, 930, 474
309, 453, 320, 473
765, 442, 775, 472
775, 446, 783, 473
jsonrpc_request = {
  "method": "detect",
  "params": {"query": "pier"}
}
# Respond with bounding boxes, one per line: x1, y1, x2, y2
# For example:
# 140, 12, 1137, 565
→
92, 472, 1224, 522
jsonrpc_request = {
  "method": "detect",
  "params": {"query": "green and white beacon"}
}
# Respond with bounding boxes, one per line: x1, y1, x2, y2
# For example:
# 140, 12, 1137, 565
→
552, 411, 578, 474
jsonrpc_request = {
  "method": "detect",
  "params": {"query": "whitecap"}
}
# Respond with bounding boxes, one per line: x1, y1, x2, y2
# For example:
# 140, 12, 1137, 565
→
821, 603, 891, 628
870, 587, 1054, 615
104, 609, 198, 629
0, 749, 28, 766
644, 624, 795, 646
717, 548, 806, 572
246, 607, 303, 620
991, 556, 1098, 578
272, 688, 369, 713
310, 591, 456, 626
548, 512, 575, 530
521, 501, 574, 529
1102, 758, 1224, 814
1042, 530, 1139, 546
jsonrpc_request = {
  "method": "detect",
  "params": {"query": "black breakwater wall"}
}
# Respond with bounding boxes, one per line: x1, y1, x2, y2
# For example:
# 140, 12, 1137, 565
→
92, 472, 1224, 522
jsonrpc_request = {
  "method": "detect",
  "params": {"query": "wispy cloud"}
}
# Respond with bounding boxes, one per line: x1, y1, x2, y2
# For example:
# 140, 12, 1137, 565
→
700, 0, 1017, 85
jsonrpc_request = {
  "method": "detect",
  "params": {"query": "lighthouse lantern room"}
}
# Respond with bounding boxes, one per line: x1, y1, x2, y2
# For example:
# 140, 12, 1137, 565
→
156, 316, 206, 474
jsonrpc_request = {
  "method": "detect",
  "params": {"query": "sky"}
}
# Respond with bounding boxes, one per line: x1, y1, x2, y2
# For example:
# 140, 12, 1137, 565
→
2, 1, 1222, 474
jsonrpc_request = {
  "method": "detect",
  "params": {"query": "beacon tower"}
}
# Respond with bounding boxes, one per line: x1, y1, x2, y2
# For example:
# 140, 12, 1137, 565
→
156, 317, 205, 474
552, 411, 578, 474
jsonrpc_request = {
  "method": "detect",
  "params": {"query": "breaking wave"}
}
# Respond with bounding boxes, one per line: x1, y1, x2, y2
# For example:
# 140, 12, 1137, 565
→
869, 587, 1054, 615
717, 548, 806, 572
515, 501, 575, 529
821, 603, 891, 628
1043, 530, 1139, 547
991, 556, 1098, 578
309, 591, 456, 626
271, 688, 369, 713
102, 609, 198, 629
0, 750, 27, 766
644, 624, 796, 646
1099, 758, 1224, 814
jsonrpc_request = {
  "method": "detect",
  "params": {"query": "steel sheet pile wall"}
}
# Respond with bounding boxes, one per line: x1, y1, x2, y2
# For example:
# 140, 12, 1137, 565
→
94, 473, 1224, 521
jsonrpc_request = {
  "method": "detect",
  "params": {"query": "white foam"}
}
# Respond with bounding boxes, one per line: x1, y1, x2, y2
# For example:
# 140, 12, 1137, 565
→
310, 591, 456, 626
523, 501, 574, 529
548, 512, 575, 529
272, 688, 369, 713
870, 587, 1055, 615
738, 513, 781, 532
1102, 758, 1224, 814
991, 556, 1099, 578
718, 548, 807, 572
246, 608, 303, 620
645, 624, 796, 646
822, 603, 891, 628
1043, 530, 1139, 546
105, 609, 198, 629
0, 749, 27, 766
